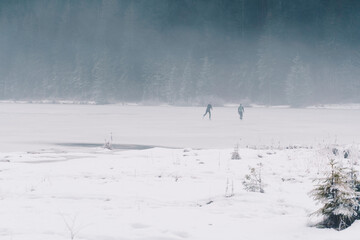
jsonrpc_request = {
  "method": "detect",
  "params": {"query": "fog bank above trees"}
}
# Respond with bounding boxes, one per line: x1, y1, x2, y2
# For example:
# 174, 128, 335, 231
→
0, 0, 359, 106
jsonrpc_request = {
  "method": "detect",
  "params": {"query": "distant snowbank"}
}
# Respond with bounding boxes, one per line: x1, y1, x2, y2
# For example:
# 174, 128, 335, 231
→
248, 104, 290, 108
224, 103, 291, 108
228, 103, 360, 109
0, 100, 98, 105
308, 103, 360, 110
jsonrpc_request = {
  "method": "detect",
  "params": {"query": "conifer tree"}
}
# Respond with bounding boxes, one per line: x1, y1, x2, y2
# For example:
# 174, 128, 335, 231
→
310, 159, 359, 230
346, 149, 360, 219
243, 163, 264, 193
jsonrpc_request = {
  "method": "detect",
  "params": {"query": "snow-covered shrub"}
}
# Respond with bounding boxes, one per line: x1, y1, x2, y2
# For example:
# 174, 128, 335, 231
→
225, 178, 234, 198
103, 141, 112, 150
348, 166, 360, 220
62, 214, 83, 240
346, 148, 360, 219
310, 159, 359, 230
231, 144, 241, 160
332, 147, 339, 156
347, 154, 360, 191
242, 163, 264, 193
103, 133, 113, 150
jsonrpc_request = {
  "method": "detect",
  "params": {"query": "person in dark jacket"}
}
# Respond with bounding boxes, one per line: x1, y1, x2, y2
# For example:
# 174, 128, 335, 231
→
238, 104, 244, 120
203, 103, 213, 119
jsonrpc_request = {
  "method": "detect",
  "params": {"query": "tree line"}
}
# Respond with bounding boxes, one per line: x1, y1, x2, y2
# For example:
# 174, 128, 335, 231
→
0, 0, 359, 106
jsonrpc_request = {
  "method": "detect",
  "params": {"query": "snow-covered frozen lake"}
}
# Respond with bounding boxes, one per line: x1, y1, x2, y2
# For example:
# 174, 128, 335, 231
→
1, 103, 360, 240
1, 103, 359, 152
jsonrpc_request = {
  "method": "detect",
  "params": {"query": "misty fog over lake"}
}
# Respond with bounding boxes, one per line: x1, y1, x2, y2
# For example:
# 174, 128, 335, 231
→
0, 0, 359, 106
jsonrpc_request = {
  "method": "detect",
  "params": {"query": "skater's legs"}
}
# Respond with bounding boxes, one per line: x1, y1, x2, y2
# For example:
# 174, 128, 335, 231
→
203, 110, 211, 119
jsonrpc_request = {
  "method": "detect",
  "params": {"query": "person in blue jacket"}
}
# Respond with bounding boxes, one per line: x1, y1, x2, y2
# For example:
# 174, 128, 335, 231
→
203, 103, 213, 119
238, 104, 245, 120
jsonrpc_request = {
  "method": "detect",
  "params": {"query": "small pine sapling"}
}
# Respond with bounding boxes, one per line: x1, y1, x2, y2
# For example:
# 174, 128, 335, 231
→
348, 157, 360, 192
310, 159, 359, 230
103, 132, 113, 150
61, 214, 85, 240
242, 163, 264, 193
231, 144, 241, 160
225, 178, 234, 198
347, 152, 360, 219
349, 168, 360, 220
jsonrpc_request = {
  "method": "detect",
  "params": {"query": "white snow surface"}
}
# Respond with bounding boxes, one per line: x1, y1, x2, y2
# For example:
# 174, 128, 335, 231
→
1, 103, 360, 240
1, 103, 360, 151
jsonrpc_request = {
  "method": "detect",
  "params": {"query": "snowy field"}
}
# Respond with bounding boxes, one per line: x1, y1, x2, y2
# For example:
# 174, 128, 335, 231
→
1, 103, 360, 240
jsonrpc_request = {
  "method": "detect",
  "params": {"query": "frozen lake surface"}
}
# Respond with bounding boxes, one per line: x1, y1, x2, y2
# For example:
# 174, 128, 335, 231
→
0, 103, 359, 152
